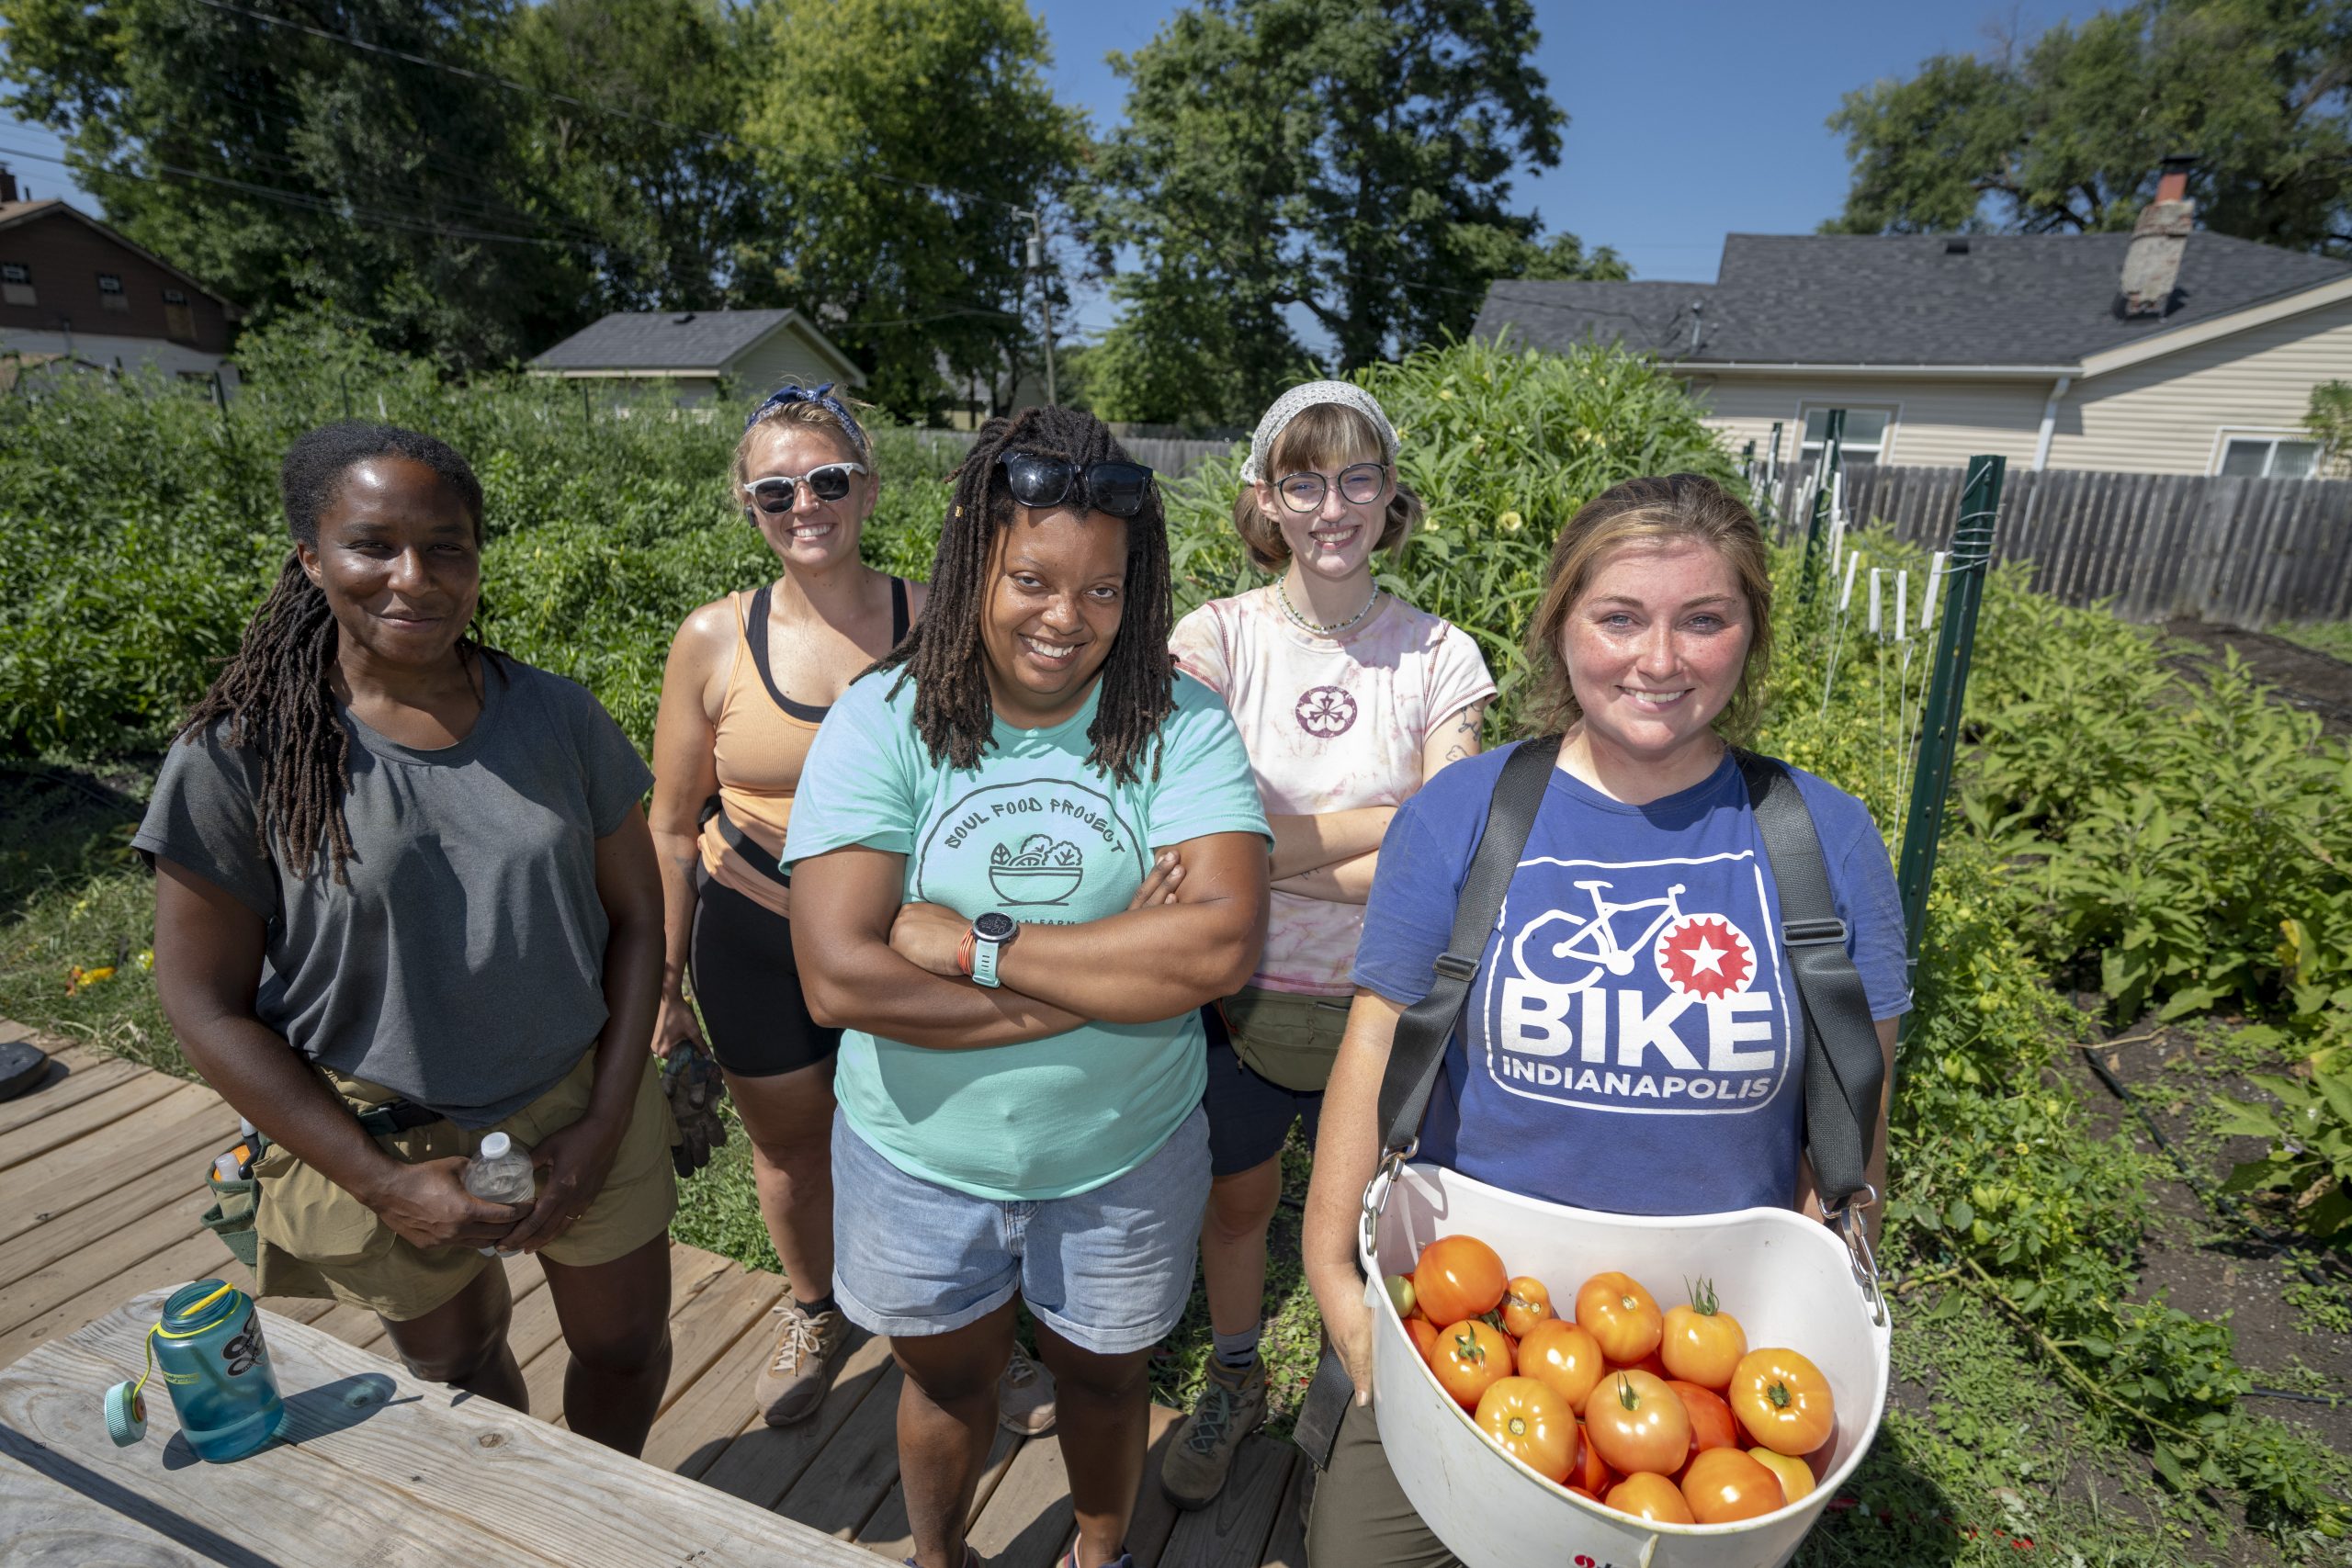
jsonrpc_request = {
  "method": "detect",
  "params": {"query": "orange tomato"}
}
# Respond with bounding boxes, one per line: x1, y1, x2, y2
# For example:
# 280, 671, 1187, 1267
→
1611, 1349, 1670, 1381
1582, 1370, 1691, 1476
1679, 1447, 1786, 1523
1568, 1420, 1618, 1495
1404, 1315, 1441, 1368
1604, 1472, 1694, 1525
1730, 1348, 1836, 1456
1748, 1447, 1816, 1505
1575, 1271, 1663, 1364
1660, 1279, 1748, 1390
1429, 1318, 1513, 1411
1516, 1319, 1607, 1414
1499, 1275, 1555, 1338
1474, 1377, 1576, 1483
1666, 1379, 1739, 1462
1414, 1235, 1508, 1327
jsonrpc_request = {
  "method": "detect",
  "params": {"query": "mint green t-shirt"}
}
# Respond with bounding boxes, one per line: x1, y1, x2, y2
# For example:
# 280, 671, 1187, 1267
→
782, 670, 1271, 1200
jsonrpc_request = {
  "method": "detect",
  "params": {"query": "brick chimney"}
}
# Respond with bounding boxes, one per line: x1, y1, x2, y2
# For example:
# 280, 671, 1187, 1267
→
2119, 154, 2197, 318
0, 164, 18, 204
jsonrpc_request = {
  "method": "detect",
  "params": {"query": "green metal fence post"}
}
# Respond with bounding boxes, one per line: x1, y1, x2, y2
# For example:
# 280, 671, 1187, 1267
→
1797, 409, 1844, 600
1896, 453, 2006, 1026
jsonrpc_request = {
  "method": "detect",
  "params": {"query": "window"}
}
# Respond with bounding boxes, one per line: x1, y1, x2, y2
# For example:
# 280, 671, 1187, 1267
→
96, 272, 128, 311
2218, 434, 2319, 479
162, 287, 195, 342
1, 262, 31, 307
1798, 406, 1894, 466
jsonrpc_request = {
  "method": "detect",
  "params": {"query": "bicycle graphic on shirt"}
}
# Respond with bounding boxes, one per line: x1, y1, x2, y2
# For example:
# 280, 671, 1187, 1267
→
1510, 878, 1689, 992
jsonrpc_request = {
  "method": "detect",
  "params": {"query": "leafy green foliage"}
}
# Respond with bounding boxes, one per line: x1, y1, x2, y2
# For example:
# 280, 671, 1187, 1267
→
2217, 1032, 2352, 1239
2307, 381, 2352, 473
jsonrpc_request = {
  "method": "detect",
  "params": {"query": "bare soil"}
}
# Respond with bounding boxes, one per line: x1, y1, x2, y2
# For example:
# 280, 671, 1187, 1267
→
2163, 620, 2352, 736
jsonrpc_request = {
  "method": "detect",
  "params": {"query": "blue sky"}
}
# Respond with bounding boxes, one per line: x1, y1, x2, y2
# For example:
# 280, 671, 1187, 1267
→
1, 0, 2088, 339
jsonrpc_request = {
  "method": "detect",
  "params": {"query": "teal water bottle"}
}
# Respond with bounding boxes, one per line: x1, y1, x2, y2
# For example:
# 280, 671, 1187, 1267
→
140, 1279, 286, 1461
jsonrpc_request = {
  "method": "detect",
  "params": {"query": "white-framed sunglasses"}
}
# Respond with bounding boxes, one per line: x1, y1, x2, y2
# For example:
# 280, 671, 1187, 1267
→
741, 462, 867, 514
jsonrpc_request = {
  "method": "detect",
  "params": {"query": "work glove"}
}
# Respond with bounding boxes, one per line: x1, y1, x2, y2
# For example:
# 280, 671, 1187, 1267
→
662, 1043, 729, 1179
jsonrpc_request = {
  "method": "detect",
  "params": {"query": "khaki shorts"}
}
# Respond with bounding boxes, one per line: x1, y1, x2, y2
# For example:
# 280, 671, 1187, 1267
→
251, 1051, 678, 1323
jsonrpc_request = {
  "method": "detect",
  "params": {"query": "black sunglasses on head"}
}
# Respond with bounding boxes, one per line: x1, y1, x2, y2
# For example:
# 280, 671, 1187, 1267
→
999, 451, 1157, 519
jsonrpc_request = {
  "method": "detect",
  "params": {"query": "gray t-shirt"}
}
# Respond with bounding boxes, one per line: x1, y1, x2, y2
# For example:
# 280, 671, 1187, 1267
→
134, 655, 654, 1127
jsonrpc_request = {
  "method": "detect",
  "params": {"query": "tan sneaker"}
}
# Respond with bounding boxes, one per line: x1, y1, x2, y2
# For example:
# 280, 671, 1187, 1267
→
998, 1344, 1057, 1436
1159, 1355, 1266, 1509
754, 1300, 847, 1427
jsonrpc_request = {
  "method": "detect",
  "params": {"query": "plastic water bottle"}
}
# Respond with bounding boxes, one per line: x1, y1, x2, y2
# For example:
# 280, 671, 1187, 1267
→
462, 1131, 536, 1256
153, 1279, 284, 1461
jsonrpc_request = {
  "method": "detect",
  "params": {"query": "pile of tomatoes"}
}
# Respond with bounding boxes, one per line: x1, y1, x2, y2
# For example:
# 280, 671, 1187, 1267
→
1388, 1235, 1834, 1527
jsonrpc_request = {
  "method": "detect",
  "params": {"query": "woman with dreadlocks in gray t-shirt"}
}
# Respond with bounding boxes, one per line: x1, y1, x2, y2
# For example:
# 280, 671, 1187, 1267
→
135, 421, 677, 1456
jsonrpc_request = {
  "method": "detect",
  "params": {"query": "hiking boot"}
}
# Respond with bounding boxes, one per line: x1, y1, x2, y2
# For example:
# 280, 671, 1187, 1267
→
754, 1299, 847, 1427
999, 1343, 1057, 1436
1159, 1354, 1267, 1509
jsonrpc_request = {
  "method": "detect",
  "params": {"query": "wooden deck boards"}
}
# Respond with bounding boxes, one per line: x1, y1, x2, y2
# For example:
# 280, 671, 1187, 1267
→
0, 1025, 1307, 1566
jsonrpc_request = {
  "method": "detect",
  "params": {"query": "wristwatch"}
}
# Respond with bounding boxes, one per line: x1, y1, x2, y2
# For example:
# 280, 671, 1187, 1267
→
969, 912, 1019, 989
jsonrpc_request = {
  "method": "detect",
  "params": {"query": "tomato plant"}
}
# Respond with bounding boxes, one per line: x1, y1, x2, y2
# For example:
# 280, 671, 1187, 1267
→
1679, 1448, 1785, 1524
1517, 1319, 1606, 1414
1583, 1370, 1691, 1475
1499, 1275, 1554, 1338
1414, 1235, 1507, 1327
1575, 1271, 1662, 1364
1604, 1472, 1693, 1524
1660, 1279, 1747, 1390
1475, 1376, 1576, 1483
1729, 1348, 1835, 1455
1430, 1319, 1513, 1411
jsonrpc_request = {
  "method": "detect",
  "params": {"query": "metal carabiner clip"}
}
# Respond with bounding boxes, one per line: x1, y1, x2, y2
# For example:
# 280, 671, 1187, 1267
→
1823, 1183, 1886, 1327
1358, 1141, 1416, 1261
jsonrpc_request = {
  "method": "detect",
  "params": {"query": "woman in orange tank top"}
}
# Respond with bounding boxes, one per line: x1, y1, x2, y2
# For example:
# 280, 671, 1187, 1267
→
648, 385, 933, 1428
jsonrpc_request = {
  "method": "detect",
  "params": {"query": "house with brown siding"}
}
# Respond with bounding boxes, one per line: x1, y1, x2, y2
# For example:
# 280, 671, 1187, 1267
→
0, 169, 241, 384
1474, 167, 2352, 479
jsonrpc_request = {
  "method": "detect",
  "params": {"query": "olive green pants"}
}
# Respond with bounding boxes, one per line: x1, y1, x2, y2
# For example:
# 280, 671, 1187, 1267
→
1305, 1400, 1464, 1568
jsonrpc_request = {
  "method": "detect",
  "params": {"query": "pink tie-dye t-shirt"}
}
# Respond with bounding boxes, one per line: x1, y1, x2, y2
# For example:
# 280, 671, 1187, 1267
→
1170, 587, 1496, 995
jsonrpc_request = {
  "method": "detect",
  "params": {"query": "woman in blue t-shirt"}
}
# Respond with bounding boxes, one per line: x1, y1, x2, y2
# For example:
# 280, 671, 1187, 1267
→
1299, 473, 1910, 1567
785, 406, 1271, 1568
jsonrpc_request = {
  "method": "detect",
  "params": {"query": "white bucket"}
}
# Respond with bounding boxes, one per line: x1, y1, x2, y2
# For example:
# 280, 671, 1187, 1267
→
1359, 1161, 1891, 1568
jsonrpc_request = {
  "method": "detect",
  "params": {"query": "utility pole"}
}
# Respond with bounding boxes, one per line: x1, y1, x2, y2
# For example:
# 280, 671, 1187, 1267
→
1023, 211, 1057, 407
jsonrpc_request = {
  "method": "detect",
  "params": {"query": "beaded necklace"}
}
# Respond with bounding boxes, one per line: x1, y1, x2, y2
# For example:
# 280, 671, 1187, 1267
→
1277, 577, 1379, 637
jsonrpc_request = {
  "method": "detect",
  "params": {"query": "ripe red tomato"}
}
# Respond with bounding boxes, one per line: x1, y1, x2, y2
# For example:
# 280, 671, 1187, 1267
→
1568, 1420, 1617, 1495
1679, 1447, 1786, 1523
1604, 1472, 1694, 1524
1414, 1235, 1507, 1327
1474, 1377, 1576, 1483
1429, 1319, 1513, 1411
1583, 1370, 1691, 1476
1611, 1350, 1670, 1381
1517, 1319, 1607, 1415
1660, 1279, 1747, 1391
1404, 1315, 1441, 1368
1730, 1348, 1836, 1456
1575, 1271, 1663, 1364
1666, 1379, 1739, 1464
1500, 1275, 1555, 1338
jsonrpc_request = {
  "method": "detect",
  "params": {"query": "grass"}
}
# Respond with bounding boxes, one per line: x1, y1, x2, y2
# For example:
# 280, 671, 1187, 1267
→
2270, 621, 2352, 664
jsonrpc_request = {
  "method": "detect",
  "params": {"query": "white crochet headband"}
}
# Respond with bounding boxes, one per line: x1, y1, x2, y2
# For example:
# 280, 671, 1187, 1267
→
1239, 380, 1400, 483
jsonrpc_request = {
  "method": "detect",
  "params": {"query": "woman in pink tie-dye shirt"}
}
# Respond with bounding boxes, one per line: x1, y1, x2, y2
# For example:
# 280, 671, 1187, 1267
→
1159, 381, 1494, 1509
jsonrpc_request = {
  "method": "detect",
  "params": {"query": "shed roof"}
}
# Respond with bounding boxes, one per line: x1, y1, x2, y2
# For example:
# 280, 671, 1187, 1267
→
1474, 231, 2352, 369
528, 308, 862, 384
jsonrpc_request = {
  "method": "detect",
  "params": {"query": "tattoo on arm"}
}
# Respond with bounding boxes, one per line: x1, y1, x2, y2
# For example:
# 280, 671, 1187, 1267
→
1441, 703, 1487, 763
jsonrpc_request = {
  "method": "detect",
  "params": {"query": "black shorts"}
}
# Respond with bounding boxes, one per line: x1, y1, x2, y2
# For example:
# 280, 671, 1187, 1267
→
1200, 1004, 1323, 1178
687, 873, 841, 1078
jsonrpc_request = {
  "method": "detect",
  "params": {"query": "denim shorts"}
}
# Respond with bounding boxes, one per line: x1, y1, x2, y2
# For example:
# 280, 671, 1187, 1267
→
830, 1104, 1211, 1355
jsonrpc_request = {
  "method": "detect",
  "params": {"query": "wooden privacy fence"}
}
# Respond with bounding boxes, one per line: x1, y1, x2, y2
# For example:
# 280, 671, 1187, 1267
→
1766, 462, 2352, 628
913, 429, 1239, 479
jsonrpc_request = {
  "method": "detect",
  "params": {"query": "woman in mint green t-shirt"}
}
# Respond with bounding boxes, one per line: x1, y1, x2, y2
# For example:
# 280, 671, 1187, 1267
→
786, 406, 1270, 1568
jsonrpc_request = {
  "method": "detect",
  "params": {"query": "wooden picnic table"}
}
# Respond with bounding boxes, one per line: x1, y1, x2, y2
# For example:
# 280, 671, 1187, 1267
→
0, 1288, 877, 1567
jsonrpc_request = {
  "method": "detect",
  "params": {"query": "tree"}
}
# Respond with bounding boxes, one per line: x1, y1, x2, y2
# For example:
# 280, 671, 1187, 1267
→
1085, 0, 1578, 427
2307, 380, 2352, 471
741, 0, 1090, 421
1826, 0, 2352, 254
500, 0, 768, 315
0, 0, 591, 366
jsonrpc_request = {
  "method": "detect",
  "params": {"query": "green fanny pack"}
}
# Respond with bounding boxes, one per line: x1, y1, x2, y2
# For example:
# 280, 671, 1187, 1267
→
1217, 985, 1353, 1092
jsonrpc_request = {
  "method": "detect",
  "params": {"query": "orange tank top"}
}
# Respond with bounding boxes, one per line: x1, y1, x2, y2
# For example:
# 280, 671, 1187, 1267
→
697, 577, 908, 916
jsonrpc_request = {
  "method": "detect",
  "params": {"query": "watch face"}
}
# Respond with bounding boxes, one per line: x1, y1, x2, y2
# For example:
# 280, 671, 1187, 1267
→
974, 912, 1016, 941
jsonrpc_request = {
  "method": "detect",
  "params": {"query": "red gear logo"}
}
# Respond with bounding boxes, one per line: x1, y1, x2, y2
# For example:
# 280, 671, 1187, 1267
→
1654, 914, 1756, 999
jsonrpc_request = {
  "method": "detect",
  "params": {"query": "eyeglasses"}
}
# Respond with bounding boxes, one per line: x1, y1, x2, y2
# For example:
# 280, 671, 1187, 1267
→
741, 463, 866, 514
1274, 462, 1389, 513
1000, 452, 1157, 519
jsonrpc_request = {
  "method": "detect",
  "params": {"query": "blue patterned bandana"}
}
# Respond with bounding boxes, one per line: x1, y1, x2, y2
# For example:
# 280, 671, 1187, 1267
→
745, 381, 865, 452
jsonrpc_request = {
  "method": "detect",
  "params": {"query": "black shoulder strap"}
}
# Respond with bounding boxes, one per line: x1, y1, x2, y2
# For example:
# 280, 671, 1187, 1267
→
1374, 735, 1563, 1154
1734, 750, 1886, 1210
745, 582, 827, 723
888, 576, 910, 645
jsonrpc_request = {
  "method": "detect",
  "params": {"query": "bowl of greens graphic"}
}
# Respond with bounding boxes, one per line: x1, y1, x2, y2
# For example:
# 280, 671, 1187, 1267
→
988, 835, 1084, 905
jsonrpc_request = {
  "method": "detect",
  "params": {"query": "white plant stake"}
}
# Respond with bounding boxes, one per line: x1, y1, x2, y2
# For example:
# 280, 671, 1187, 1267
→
1921, 550, 1948, 632
1869, 569, 1883, 637
1840, 551, 1863, 611
1894, 570, 1908, 643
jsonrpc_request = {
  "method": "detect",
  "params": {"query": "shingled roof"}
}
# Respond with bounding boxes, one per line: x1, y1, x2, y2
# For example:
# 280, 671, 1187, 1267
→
1475, 232, 2352, 368
530, 308, 853, 376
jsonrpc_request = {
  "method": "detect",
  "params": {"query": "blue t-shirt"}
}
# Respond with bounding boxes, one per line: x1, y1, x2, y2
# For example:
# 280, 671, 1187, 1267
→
782, 670, 1270, 1201
1352, 743, 1910, 1217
